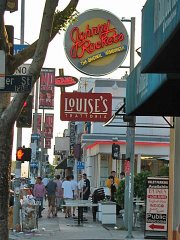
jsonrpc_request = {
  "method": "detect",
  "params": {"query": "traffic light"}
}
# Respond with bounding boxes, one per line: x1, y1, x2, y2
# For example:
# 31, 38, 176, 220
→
112, 143, 120, 159
16, 95, 33, 128
16, 147, 32, 162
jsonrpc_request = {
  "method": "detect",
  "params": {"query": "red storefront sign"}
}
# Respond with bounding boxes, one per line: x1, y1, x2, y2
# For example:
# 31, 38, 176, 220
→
60, 92, 112, 122
55, 76, 78, 87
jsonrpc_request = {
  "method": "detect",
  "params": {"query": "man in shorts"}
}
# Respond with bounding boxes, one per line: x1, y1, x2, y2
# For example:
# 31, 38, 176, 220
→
46, 178, 57, 218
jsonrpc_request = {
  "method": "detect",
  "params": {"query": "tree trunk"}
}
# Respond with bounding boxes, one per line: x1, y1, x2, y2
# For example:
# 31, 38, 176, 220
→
0, 0, 59, 238
0, 0, 79, 238
0, 121, 13, 239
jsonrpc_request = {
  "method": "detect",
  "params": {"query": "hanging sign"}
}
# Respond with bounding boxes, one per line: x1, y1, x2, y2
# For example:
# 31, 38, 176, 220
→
60, 92, 112, 122
64, 9, 129, 76
55, 76, 78, 87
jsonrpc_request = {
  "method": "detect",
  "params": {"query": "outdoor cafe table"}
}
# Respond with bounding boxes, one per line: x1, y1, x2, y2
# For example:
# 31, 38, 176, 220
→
62, 199, 98, 225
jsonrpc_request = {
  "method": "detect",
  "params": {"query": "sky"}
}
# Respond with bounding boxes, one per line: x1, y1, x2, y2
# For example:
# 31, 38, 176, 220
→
4, 0, 146, 162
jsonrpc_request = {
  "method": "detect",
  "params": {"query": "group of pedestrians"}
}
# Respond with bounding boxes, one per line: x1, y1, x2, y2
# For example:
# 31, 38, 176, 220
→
32, 173, 91, 219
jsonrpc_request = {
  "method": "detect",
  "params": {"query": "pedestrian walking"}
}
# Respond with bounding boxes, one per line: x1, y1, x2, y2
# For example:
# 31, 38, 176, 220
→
71, 175, 78, 216
33, 176, 46, 218
46, 177, 57, 218
62, 175, 74, 218
54, 174, 63, 216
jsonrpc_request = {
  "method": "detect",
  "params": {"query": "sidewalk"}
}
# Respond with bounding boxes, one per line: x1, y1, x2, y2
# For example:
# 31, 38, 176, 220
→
9, 202, 152, 240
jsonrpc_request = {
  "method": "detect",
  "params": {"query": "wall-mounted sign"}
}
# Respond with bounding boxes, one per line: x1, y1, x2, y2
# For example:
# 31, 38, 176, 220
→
60, 92, 112, 122
64, 9, 129, 76
55, 76, 78, 87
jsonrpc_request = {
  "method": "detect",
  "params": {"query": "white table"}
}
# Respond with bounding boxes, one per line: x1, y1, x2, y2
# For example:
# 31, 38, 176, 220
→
62, 200, 98, 225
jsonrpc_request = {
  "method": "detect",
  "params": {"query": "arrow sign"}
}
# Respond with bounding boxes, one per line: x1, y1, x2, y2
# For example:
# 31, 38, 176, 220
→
0, 75, 32, 92
149, 224, 165, 230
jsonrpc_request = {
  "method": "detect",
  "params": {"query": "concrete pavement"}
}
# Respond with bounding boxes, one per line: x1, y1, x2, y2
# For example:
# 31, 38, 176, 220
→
9, 202, 158, 240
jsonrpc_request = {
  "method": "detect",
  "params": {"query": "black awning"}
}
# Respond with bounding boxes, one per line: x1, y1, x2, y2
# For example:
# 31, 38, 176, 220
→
55, 159, 67, 169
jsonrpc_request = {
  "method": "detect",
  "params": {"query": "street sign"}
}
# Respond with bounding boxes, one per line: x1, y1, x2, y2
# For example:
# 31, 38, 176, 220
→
77, 161, 85, 170
0, 75, 32, 92
14, 44, 28, 55
31, 133, 41, 141
14, 64, 30, 75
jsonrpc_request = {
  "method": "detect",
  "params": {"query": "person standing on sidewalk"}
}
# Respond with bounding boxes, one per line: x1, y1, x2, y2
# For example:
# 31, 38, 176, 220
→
33, 177, 46, 218
62, 175, 74, 218
54, 174, 63, 216
82, 173, 91, 212
70, 175, 78, 216
46, 178, 57, 218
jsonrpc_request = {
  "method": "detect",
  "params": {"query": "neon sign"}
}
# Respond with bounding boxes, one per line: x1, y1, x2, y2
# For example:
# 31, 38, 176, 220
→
64, 9, 129, 76
70, 20, 124, 58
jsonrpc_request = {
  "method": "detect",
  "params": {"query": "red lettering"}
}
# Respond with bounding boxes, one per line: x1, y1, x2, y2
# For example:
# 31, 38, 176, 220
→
69, 20, 125, 58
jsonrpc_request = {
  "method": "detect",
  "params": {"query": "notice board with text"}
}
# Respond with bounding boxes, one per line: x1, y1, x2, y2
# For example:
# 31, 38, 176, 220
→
145, 177, 169, 239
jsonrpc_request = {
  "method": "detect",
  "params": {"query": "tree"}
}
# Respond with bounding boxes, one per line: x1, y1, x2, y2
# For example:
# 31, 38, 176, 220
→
0, 0, 79, 238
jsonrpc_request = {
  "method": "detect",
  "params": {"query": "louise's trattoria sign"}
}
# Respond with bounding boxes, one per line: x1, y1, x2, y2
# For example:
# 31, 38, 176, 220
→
64, 9, 129, 76
145, 177, 169, 238
60, 92, 112, 122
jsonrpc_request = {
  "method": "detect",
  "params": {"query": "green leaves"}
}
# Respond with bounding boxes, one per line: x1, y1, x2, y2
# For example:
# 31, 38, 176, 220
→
134, 171, 152, 200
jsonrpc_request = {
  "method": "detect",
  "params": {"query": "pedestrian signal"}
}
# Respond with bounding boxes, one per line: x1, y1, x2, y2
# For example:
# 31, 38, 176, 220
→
112, 143, 120, 159
16, 95, 33, 128
16, 147, 32, 162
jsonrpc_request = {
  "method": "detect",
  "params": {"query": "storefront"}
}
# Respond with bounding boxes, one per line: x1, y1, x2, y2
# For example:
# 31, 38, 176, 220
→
128, 1, 180, 239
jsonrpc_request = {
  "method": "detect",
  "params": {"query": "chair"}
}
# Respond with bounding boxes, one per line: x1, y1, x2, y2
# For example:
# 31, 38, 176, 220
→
91, 188, 105, 221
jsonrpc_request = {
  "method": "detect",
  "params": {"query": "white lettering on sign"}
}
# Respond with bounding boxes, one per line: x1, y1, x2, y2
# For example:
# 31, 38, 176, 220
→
61, 92, 112, 122
5, 76, 31, 86
154, 0, 178, 33
64, 96, 108, 114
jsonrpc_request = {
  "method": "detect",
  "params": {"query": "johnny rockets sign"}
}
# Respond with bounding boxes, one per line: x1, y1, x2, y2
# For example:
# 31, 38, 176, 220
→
60, 92, 112, 122
64, 9, 129, 76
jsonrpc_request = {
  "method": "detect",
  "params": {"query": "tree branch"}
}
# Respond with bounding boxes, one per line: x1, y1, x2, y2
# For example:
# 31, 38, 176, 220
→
2, 0, 59, 127
7, 0, 79, 75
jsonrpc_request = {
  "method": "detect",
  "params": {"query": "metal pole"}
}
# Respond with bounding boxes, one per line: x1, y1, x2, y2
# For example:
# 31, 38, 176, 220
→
39, 107, 45, 176
29, 78, 39, 182
13, 0, 25, 229
33, 79, 39, 134
126, 17, 136, 239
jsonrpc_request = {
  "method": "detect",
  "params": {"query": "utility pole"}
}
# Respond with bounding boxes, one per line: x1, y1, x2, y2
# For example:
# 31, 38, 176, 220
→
13, 0, 25, 229
124, 17, 136, 239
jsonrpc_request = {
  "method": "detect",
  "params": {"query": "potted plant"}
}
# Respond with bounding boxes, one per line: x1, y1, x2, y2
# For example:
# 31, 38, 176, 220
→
115, 179, 125, 210
134, 171, 152, 229
134, 171, 151, 200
